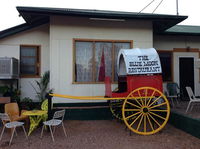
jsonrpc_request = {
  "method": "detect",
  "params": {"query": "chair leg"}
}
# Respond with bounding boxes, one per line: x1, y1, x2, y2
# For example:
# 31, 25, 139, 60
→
170, 98, 174, 107
186, 101, 191, 113
53, 126, 56, 134
22, 125, 28, 139
40, 125, 45, 138
175, 97, 179, 106
62, 122, 67, 137
0, 126, 5, 141
9, 127, 16, 146
190, 104, 194, 112
49, 126, 55, 142
15, 128, 18, 136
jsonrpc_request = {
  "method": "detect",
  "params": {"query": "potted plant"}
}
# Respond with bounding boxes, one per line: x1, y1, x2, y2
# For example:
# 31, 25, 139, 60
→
20, 97, 33, 110
31, 71, 53, 104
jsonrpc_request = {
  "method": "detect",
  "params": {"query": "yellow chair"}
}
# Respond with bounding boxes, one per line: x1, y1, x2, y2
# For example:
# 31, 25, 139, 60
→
5, 102, 29, 123
41, 99, 48, 121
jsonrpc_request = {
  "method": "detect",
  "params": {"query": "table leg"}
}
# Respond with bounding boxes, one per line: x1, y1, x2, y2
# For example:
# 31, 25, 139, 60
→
28, 116, 43, 136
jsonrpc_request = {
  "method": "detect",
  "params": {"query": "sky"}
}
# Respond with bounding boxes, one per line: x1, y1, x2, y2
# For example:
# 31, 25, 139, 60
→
0, 0, 200, 31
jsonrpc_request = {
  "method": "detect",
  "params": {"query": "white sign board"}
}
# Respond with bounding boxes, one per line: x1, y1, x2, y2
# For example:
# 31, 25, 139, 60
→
117, 48, 162, 75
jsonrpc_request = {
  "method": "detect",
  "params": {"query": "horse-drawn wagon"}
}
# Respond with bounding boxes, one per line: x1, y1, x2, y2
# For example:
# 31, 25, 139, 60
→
50, 48, 170, 135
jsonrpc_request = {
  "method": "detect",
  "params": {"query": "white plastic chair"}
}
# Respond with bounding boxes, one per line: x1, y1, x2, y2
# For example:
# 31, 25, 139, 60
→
40, 109, 67, 142
0, 113, 28, 146
185, 86, 200, 113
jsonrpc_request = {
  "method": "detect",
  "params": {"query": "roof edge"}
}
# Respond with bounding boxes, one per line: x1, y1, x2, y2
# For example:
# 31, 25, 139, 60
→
0, 20, 48, 39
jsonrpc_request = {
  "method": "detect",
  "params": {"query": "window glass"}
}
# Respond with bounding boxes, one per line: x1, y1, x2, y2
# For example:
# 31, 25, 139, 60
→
21, 47, 36, 56
21, 66, 36, 75
74, 40, 132, 83
75, 42, 93, 82
20, 46, 39, 76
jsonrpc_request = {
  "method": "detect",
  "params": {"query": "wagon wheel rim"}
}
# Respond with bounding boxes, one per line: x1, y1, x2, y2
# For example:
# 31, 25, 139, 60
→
109, 99, 123, 120
122, 87, 170, 135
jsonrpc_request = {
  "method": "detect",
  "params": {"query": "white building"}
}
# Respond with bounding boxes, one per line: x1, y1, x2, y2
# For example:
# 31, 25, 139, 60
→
0, 6, 199, 104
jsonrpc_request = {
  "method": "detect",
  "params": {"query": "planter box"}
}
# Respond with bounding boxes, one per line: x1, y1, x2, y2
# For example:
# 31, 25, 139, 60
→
0, 97, 10, 103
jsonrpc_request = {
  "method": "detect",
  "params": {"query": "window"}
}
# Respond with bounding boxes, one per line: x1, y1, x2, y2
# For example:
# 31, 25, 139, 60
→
158, 51, 172, 82
74, 39, 132, 83
20, 45, 40, 77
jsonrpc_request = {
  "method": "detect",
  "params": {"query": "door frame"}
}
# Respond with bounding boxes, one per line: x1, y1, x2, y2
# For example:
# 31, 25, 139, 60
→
173, 50, 199, 96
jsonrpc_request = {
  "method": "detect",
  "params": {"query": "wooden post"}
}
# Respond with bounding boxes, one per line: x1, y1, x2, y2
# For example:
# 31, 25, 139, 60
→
46, 94, 53, 120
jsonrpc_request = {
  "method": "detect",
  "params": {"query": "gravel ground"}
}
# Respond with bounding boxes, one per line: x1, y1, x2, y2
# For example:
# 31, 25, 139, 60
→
0, 120, 200, 149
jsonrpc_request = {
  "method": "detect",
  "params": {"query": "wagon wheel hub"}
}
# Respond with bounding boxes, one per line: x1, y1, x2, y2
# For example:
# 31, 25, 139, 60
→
142, 107, 149, 113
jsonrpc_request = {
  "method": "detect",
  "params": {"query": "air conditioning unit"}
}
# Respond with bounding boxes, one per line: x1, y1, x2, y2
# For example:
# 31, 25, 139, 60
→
0, 57, 19, 79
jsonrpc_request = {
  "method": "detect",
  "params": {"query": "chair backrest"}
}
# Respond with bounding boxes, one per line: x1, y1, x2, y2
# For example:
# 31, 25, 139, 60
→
186, 86, 195, 101
41, 99, 48, 111
53, 110, 65, 120
0, 113, 11, 122
166, 82, 179, 96
5, 103, 20, 118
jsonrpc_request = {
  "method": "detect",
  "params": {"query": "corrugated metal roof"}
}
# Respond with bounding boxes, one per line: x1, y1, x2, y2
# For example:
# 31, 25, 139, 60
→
165, 25, 200, 35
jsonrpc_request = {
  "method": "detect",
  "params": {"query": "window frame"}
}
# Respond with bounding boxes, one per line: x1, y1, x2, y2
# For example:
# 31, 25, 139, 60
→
73, 39, 133, 84
20, 45, 41, 78
157, 50, 173, 82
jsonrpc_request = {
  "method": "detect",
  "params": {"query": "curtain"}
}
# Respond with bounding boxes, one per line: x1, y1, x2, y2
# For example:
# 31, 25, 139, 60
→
75, 42, 93, 82
95, 42, 112, 82
75, 41, 131, 82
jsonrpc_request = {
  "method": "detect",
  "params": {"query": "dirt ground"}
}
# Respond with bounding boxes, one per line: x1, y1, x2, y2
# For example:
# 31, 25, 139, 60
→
0, 120, 200, 149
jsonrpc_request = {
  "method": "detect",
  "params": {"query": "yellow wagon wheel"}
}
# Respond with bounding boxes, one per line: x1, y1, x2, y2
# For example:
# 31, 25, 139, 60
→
109, 99, 124, 120
122, 87, 170, 135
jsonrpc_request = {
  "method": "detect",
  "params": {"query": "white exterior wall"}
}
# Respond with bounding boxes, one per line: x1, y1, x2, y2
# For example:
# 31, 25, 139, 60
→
154, 35, 200, 96
0, 24, 50, 101
50, 16, 153, 103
